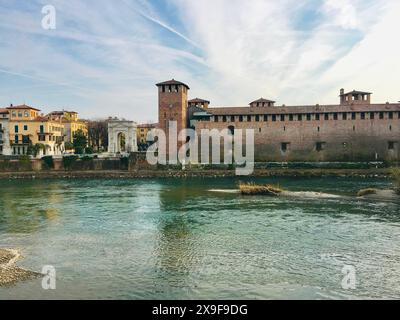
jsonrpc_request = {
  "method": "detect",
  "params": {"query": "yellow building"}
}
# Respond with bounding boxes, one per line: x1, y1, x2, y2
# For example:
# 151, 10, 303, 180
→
7, 105, 65, 156
47, 111, 88, 143
137, 123, 156, 151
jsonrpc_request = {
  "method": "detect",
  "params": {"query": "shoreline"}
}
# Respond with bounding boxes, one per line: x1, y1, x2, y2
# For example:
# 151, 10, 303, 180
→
0, 249, 40, 287
0, 168, 393, 180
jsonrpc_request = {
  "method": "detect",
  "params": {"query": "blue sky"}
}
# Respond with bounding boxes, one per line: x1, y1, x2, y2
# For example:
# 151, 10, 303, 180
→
0, 0, 399, 122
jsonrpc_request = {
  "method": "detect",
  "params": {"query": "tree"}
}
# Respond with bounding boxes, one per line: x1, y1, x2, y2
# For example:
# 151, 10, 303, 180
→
64, 142, 74, 151
73, 129, 88, 155
87, 120, 108, 152
28, 143, 45, 157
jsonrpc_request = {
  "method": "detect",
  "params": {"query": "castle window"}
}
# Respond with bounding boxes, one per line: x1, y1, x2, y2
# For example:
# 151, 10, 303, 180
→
353, 125, 356, 131
317, 126, 320, 132
370, 112, 375, 119
316, 114, 320, 121
342, 113, 347, 120
352, 113, 356, 120
264, 115, 268, 122
298, 114, 303, 121
324, 114, 329, 121
361, 112, 365, 120
272, 115, 276, 122
231, 116, 235, 122
389, 112, 393, 119
280, 114, 285, 121
214, 116, 219, 122
247, 115, 251, 122
259, 128, 261, 133
174, 85, 179, 92
333, 113, 338, 120
379, 112, 384, 119
307, 114, 311, 121
390, 125, 392, 131
255, 115, 260, 122
222, 116, 227, 122
283, 126, 286, 131
289, 114, 293, 121
388, 141, 395, 150
281, 142, 290, 153
239, 116, 243, 122
316, 142, 325, 152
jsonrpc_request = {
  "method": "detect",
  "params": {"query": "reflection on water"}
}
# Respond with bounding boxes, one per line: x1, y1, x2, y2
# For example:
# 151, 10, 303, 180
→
0, 177, 399, 299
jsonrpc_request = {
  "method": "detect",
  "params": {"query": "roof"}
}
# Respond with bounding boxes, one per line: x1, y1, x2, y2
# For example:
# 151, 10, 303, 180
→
6, 104, 41, 111
0, 108, 9, 114
340, 90, 372, 96
34, 116, 49, 122
250, 98, 276, 105
204, 103, 400, 116
156, 79, 190, 89
137, 123, 157, 128
188, 98, 210, 104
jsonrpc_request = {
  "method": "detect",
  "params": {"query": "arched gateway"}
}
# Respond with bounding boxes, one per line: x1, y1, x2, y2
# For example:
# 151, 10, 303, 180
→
108, 119, 138, 154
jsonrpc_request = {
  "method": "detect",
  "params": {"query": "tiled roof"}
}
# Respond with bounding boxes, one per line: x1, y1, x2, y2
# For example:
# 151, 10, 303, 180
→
249, 98, 276, 105
341, 90, 372, 96
205, 103, 400, 116
6, 104, 41, 111
0, 108, 9, 114
156, 79, 190, 89
188, 98, 210, 104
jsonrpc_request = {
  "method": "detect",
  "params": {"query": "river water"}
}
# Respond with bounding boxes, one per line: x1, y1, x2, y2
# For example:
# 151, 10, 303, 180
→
0, 177, 399, 299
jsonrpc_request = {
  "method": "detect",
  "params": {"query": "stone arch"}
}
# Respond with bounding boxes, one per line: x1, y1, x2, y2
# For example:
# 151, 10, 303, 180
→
108, 120, 138, 154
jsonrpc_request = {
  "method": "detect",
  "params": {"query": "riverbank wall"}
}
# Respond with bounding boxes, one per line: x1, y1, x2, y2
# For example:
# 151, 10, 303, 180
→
0, 153, 397, 179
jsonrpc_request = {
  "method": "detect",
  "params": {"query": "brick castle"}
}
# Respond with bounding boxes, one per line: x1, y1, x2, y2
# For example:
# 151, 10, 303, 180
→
157, 79, 399, 162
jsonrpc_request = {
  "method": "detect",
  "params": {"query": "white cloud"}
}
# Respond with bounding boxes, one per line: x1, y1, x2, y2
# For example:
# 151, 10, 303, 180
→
0, 0, 398, 122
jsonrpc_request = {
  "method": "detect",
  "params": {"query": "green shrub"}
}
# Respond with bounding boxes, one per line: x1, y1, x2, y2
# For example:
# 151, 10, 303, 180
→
391, 167, 400, 194
85, 146, 94, 154
41, 156, 54, 169
63, 155, 79, 170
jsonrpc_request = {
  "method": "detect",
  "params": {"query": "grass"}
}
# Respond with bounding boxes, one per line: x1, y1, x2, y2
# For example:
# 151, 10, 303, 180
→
239, 182, 284, 196
357, 188, 378, 197
391, 167, 400, 195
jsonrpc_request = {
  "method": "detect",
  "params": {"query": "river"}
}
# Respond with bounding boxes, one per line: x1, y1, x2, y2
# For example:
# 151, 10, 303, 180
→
0, 177, 399, 299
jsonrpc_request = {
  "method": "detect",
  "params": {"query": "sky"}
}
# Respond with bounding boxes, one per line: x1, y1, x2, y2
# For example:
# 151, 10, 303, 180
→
0, 0, 399, 123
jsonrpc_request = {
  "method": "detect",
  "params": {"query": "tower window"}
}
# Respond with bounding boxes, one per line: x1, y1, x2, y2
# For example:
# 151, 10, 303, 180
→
317, 126, 320, 132
352, 113, 356, 120
361, 112, 365, 120
264, 115, 268, 122
289, 114, 293, 121
214, 116, 219, 122
281, 142, 290, 152
247, 115, 251, 122
315, 114, 320, 121
324, 114, 329, 120
272, 115, 276, 122
298, 114, 303, 121
255, 115, 260, 122
389, 112, 393, 119
370, 112, 375, 119
333, 113, 338, 120
222, 116, 227, 122
239, 116, 243, 122
307, 114, 311, 121
342, 113, 347, 120
316, 142, 325, 152
231, 116, 235, 122
388, 141, 395, 150
280, 114, 285, 121
379, 112, 384, 119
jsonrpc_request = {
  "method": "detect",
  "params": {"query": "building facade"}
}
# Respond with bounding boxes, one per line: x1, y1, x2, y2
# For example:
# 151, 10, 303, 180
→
5, 105, 65, 156
0, 108, 11, 155
157, 80, 400, 162
137, 123, 156, 151
47, 111, 88, 143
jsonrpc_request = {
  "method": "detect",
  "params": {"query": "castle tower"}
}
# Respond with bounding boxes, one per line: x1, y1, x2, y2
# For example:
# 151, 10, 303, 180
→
156, 79, 190, 135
